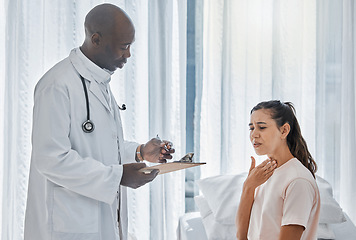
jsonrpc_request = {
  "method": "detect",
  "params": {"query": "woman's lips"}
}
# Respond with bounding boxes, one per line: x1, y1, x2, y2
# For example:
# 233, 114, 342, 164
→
253, 142, 261, 148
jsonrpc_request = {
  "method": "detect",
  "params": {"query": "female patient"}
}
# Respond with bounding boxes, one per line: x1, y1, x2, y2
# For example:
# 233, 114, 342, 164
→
236, 100, 320, 240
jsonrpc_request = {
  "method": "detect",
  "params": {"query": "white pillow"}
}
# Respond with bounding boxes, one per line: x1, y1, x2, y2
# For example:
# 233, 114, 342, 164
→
195, 195, 237, 240
194, 195, 212, 220
317, 223, 336, 239
316, 176, 347, 224
196, 173, 247, 225
197, 173, 346, 225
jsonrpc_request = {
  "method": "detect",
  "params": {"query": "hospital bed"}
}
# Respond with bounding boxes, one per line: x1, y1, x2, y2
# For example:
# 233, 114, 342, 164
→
177, 173, 356, 240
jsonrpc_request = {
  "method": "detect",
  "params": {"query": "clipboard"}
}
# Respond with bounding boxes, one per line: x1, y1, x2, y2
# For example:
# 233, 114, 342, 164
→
139, 162, 206, 175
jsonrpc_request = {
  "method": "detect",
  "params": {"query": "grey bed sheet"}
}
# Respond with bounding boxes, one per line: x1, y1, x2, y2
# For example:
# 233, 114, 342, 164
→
178, 212, 356, 240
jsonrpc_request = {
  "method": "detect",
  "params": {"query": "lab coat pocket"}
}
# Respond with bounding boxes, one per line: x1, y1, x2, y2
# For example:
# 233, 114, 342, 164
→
53, 187, 98, 233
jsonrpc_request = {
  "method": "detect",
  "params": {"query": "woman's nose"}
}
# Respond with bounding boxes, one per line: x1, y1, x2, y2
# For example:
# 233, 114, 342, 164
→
251, 129, 259, 138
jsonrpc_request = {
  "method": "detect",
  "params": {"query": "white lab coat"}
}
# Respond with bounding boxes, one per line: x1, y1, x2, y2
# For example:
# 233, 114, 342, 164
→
24, 48, 138, 240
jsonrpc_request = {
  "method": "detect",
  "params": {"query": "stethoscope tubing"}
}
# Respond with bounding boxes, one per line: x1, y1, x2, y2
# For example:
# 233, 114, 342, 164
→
80, 75, 91, 121
79, 74, 125, 133
80, 75, 95, 133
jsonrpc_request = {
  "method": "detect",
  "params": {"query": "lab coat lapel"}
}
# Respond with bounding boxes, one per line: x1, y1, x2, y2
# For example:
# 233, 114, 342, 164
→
88, 81, 111, 112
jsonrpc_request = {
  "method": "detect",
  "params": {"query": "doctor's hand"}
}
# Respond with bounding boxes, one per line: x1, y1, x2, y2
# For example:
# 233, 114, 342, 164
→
120, 163, 159, 189
140, 137, 175, 163
244, 157, 277, 190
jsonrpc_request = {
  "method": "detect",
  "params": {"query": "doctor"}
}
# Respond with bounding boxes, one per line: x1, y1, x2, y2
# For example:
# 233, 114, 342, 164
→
24, 4, 174, 240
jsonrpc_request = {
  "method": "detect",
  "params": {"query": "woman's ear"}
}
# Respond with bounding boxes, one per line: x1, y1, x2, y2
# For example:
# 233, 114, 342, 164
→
280, 123, 290, 139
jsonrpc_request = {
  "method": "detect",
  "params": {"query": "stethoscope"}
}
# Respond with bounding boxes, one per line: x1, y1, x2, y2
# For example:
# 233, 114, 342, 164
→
80, 75, 126, 133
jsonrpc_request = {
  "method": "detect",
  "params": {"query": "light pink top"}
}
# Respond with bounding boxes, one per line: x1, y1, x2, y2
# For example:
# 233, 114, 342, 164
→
247, 158, 320, 240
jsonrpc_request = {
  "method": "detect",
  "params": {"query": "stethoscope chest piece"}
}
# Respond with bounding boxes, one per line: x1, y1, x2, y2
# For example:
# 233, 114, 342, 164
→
82, 120, 94, 133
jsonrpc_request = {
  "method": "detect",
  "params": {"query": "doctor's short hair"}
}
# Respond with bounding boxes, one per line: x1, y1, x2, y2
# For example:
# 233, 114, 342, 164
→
250, 100, 317, 178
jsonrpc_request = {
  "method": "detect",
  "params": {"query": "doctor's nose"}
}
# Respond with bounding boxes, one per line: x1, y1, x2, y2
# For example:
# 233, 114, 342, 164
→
124, 46, 131, 58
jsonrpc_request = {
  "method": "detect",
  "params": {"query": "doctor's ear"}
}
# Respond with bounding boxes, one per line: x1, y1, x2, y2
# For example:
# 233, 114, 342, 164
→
280, 123, 290, 139
91, 32, 102, 47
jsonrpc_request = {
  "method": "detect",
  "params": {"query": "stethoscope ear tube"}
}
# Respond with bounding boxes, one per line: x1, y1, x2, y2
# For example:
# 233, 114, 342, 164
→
118, 103, 126, 110
80, 75, 94, 133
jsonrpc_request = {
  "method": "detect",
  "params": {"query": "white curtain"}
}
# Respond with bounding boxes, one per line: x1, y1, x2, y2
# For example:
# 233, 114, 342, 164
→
0, 0, 186, 239
195, 0, 356, 224
316, 0, 356, 225
196, 0, 316, 177
0, 0, 5, 237
119, 1, 187, 239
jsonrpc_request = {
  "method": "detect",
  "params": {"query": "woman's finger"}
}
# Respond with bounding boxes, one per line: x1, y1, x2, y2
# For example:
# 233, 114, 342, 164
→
264, 168, 275, 178
257, 159, 271, 169
249, 156, 256, 173
264, 162, 277, 176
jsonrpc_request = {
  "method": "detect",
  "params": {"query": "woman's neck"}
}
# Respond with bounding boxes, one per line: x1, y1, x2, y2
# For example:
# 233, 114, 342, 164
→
268, 149, 294, 168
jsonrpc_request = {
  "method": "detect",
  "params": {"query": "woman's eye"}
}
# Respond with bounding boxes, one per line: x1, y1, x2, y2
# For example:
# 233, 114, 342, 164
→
249, 128, 254, 131
259, 127, 266, 130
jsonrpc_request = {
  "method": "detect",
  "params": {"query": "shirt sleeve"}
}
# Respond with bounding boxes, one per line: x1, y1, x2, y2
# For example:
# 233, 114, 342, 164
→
281, 178, 317, 228
122, 140, 140, 164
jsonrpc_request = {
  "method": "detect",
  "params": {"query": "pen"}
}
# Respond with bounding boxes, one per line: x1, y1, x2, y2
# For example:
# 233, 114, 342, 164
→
156, 134, 170, 151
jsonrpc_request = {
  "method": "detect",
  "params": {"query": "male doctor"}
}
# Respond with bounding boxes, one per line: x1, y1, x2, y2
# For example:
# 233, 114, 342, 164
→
24, 4, 174, 240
